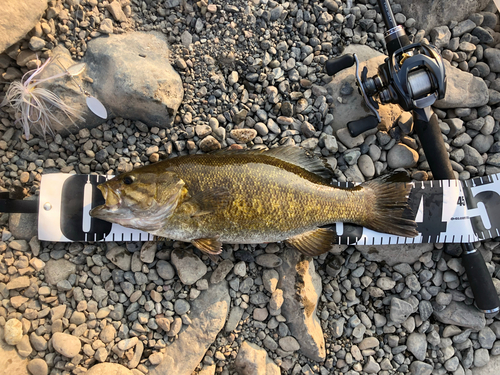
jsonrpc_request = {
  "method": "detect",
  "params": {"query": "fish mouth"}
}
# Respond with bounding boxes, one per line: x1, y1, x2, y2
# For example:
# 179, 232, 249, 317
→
90, 184, 122, 218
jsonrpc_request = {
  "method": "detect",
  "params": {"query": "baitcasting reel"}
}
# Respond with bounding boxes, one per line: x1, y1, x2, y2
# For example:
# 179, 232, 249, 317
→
325, 0, 500, 315
326, 26, 447, 137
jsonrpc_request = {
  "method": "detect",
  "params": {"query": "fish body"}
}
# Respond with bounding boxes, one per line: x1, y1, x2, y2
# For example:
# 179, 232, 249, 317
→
90, 147, 417, 256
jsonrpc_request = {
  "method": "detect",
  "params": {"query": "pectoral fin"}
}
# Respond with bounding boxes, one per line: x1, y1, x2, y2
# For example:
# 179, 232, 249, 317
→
187, 188, 232, 217
286, 228, 337, 256
192, 238, 223, 255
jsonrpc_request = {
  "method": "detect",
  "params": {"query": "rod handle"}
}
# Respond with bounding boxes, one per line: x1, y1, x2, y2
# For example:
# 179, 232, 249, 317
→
462, 244, 500, 315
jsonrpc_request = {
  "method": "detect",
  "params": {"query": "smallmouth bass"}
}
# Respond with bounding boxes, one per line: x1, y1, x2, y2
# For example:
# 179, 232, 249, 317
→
90, 147, 417, 256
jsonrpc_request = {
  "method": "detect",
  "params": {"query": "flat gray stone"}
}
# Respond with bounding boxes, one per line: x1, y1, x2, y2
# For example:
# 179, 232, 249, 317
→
234, 341, 280, 375
149, 280, 230, 375
139, 242, 156, 263
410, 361, 434, 375
156, 260, 175, 280
105, 244, 131, 271
85, 363, 134, 375
0, 327, 29, 375
435, 60, 489, 109
279, 336, 300, 352
210, 260, 234, 284
225, 306, 244, 332
44, 259, 76, 286
277, 247, 326, 361
364, 356, 381, 373
171, 249, 207, 286
0, 0, 48, 54
326, 45, 402, 132
52, 332, 81, 358
433, 301, 485, 330
484, 48, 500, 73
396, 0, 489, 33
27, 358, 48, 375
429, 26, 451, 48
387, 144, 418, 169
407, 332, 427, 361
472, 354, 500, 375
474, 348, 490, 368
390, 297, 414, 324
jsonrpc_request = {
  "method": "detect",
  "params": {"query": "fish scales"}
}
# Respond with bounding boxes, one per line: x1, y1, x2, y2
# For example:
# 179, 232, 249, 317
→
90, 147, 417, 256
161, 152, 364, 243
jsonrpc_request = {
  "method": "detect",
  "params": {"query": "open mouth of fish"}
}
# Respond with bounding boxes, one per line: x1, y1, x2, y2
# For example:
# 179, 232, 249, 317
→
90, 184, 121, 216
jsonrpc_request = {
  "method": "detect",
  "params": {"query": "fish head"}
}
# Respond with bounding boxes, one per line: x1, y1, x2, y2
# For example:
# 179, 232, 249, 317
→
90, 170, 185, 230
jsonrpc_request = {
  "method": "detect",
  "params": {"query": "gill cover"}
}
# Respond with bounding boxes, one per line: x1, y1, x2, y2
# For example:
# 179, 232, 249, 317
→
90, 171, 186, 231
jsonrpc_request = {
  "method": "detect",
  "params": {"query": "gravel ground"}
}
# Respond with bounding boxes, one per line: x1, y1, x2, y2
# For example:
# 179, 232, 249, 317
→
1, 0, 500, 375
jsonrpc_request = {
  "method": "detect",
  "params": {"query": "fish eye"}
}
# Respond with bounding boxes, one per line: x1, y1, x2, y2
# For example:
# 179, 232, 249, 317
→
123, 176, 134, 185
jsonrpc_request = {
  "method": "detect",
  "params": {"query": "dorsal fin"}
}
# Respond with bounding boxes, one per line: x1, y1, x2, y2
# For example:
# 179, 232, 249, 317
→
211, 146, 334, 179
263, 147, 334, 179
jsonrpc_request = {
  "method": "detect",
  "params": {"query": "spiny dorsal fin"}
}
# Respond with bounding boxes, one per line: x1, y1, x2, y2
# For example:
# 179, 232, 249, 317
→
286, 228, 337, 256
192, 238, 223, 255
263, 147, 334, 179
212, 146, 334, 179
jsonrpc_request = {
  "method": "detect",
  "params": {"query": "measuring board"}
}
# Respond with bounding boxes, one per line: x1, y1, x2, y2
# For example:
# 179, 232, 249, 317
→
37, 173, 500, 245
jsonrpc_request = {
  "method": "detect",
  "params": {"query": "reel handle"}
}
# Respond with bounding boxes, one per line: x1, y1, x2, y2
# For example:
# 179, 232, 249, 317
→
325, 54, 355, 76
347, 115, 379, 137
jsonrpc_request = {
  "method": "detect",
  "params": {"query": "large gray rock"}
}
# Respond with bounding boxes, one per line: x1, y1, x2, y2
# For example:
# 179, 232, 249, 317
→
149, 279, 230, 375
325, 45, 403, 132
85, 32, 183, 128
396, 0, 490, 33
234, 341, 280, 375
434, 60, 489, 109
0, 0, 48, 54
355, 243, 434, 267
277, 247, 326, 362
37, 32, 184, 135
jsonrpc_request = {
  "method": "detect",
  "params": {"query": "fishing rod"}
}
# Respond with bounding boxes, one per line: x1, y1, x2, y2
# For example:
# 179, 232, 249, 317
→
325, 0, 500, 315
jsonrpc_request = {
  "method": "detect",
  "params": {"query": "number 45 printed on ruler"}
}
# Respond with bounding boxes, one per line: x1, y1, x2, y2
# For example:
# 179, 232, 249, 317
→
409, 175, 500, 243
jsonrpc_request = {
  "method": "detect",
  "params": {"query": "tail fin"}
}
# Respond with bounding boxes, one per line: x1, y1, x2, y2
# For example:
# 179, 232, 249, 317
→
360, 172, 418, 237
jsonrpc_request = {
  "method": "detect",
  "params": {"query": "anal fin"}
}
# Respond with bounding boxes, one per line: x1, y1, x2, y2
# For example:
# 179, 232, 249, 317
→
286, 228, 337, 257
192, 238, 223, 255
